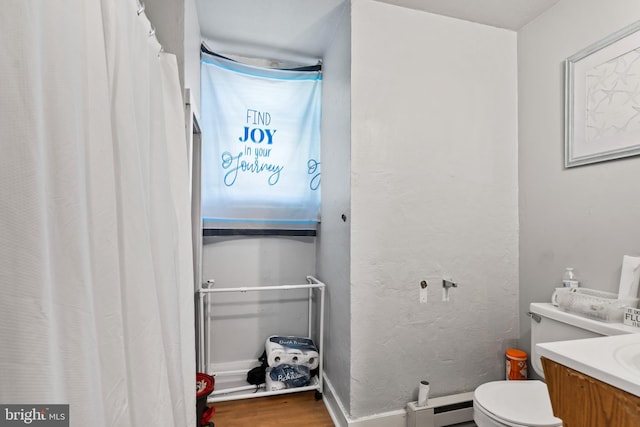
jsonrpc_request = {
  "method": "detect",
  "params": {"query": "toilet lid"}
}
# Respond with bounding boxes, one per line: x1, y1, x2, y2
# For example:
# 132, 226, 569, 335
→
474, 380, 562, 427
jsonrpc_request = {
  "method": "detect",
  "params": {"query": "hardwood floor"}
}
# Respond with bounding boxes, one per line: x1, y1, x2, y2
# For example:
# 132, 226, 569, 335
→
206, 391, 334, 427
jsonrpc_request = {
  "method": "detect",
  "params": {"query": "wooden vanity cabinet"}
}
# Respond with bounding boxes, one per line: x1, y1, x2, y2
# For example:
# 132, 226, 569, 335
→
541, 356, 640, 427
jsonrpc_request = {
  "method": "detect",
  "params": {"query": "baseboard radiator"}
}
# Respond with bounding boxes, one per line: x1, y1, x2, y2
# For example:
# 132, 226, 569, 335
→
406, 391, 475, 427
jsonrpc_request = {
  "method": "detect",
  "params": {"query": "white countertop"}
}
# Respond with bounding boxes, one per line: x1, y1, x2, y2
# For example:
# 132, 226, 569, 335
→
537, 333, 640, 397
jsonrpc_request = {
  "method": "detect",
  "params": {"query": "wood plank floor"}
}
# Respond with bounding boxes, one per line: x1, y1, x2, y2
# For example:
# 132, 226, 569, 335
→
205, 391, 334, 427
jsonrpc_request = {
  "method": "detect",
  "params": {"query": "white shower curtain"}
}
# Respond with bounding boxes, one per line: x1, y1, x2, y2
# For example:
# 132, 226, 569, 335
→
0, 1, 195, 426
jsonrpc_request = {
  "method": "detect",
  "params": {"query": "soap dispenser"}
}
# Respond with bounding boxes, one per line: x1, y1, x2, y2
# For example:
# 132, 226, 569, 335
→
562, 267, 579, 288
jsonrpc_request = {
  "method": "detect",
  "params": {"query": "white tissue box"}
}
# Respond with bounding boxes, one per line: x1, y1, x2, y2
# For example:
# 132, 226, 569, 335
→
624, 307, 640, 328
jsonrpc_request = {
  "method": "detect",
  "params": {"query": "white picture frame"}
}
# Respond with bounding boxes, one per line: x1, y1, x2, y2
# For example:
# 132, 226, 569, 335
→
565, 20, 640, 168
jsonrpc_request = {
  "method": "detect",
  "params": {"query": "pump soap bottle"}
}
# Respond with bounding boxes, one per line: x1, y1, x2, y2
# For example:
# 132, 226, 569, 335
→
562, 267, 579, 288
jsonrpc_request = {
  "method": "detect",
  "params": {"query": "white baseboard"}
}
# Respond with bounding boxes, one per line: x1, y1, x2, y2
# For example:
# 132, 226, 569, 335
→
322, 374, 407, 427
322, 373, 349, 427
349, 410, 407, 427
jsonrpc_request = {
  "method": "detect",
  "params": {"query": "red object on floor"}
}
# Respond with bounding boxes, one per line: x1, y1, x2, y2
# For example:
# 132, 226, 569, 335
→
201, 406, 215, 425
196, 373, 215, 426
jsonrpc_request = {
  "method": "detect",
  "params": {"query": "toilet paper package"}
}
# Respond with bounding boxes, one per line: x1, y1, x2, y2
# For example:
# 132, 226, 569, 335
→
265, 367, 287, 391
266, 336, 319, 369
266, 364, 311, 390
302, 350, 319, 370
286, 348, 305, 365
266, 349, 293, 367
267, 336, 317, 353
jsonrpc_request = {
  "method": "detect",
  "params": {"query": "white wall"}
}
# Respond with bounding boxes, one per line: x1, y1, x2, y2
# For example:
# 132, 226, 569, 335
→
185, 0, 201, 117
518, 0, 640, 361
144, 0, 201, 115
144, 0, 185, 88
317, 0, 352, 414
202, 236, 316, 365
349, 0, 519, 417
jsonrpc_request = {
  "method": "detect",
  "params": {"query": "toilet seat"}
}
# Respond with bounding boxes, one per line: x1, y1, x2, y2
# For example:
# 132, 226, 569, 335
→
474, 380, 562, 427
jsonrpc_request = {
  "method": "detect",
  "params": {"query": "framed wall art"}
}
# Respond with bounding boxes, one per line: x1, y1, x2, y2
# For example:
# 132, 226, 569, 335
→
565, 20, 640, 167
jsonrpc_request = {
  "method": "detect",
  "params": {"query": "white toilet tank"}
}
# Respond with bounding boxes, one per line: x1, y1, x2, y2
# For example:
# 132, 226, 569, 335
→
529, 302, 636, 378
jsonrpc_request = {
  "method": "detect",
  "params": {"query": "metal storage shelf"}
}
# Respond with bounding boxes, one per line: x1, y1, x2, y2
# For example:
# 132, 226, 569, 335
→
196, 276, 325, 403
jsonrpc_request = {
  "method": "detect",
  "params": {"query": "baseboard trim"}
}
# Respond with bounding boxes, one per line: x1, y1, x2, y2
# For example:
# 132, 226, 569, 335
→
322, 373, 407, 427
348, 409, 407, 427
322, 373, 349, 427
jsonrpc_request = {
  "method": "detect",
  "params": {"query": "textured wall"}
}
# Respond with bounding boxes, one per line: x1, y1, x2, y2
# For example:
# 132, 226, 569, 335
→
518, 0, 640, 363
349, 0, 519, 417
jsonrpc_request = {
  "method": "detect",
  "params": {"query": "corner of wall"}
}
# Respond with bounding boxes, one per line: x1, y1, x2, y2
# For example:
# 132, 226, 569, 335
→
317, 0, 353, 416
184, 0, 201, 117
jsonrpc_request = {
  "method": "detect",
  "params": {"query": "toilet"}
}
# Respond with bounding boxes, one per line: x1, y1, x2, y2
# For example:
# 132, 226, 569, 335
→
473, 302, 639, 427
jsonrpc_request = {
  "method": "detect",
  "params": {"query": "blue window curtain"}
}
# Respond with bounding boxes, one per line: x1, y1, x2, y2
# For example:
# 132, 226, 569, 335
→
200, 51, 322, 232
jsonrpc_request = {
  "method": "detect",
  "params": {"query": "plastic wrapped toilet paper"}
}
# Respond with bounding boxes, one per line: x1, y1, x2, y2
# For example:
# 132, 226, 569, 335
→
266, 348, 293, 367
302, 351, 319, 370
265, 338, 292, 366
265, 367, 287, 391
266, 336, 318, 368
618, 255, 640, 300
286, 348, 304, 364
267, 364, 311, 389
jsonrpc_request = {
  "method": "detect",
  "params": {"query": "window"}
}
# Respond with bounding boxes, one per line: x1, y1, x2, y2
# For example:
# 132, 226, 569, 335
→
200, 52, 321, 234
